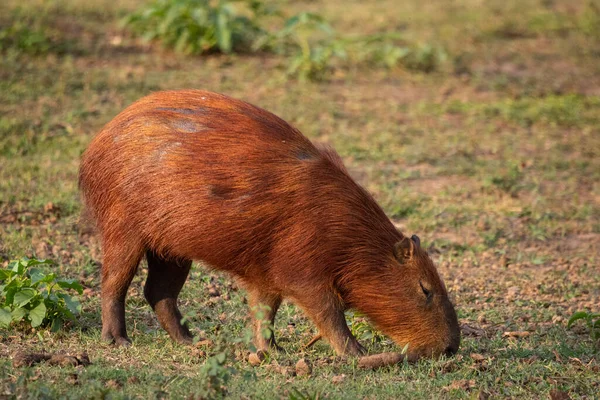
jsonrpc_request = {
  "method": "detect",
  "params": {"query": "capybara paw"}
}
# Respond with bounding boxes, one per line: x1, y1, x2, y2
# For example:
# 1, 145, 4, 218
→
341, 340, 366, 357
357, 342, 367, 355
114, 337, 132, 347
102, 331, 132, 347
174, 334, 194, 345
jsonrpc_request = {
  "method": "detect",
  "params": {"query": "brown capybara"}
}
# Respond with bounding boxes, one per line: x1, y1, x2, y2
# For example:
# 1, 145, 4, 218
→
78, 90, 460, 358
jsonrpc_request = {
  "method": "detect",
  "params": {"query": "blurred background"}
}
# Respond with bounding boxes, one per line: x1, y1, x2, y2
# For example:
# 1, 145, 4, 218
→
0, 0, 599, 398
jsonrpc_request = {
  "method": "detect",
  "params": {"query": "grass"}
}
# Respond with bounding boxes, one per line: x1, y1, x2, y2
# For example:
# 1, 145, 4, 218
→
1, 0, 599, 398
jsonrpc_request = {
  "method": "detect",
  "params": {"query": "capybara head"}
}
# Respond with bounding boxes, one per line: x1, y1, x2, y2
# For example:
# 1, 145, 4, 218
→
354, 235, 460, 359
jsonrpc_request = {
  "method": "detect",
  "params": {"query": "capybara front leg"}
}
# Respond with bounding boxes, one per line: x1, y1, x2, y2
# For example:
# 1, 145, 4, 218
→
144, 251, 193, 344
295, 290, 365, 356
100, 240, 143, 346
247, 287, 282, 352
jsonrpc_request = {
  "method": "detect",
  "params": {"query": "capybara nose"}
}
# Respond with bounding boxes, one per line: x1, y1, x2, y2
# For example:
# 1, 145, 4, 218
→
445, 344, 458, 356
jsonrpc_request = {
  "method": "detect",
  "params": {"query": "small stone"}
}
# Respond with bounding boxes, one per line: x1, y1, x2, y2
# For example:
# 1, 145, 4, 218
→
44, 202, 56, 213
195, 339, 213, 347
248, 350, 266, 366
208, 287, 220, 297
549, 389, 570, 400
106, 379, 121, 389
192, 348, 206, 358
445, 379, 476, 392
295, 358, 312, 377
502, 331, 530, 338
331, 374, 346, 384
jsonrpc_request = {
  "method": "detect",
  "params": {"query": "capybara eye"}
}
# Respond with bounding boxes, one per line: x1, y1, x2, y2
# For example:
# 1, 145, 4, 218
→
419, 281, 432, 300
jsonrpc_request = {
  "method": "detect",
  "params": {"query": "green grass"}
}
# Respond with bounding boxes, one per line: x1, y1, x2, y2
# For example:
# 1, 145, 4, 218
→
1, 0, 599, 398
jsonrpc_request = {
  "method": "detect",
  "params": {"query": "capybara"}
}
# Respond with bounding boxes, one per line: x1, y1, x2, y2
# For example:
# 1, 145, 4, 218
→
78, 90, 460, 358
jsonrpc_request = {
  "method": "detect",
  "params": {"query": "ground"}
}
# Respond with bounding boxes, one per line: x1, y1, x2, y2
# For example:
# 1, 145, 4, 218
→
0, 0, 599, 398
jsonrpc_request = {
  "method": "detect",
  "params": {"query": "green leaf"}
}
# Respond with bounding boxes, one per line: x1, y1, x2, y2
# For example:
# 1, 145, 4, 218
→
0, 268, 13, 280
13, 288, 37, 307
50, 316, 63, 332
58, 293, 81, 315
11, 306, 27, 322
11, 260, 25, 275
3, 285, 17, 306
0, 307, 11, 327
216, 9, 232, 52
568, 311, 590, 328
28, 268, 50, 285
23, 258, 54, 268
215, 352, 226, 363
56, 279, 84, 294
29, 302, 47, 327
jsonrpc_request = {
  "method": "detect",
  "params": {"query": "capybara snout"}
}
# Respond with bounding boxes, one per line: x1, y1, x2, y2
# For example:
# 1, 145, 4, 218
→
79, 89, 460, 358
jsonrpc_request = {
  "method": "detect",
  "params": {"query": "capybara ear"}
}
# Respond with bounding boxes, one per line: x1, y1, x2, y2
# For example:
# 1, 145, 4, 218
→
410, 234, 421, 247
394, 237, 414, 263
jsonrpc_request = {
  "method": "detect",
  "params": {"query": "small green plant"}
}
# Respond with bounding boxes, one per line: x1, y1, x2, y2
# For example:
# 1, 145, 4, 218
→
489, 163, 524, 195
568, 311, 600, 342
269, 12, 346, 81
346, 310, 386, 344
199, 351, 236, 398
482, 228, 504, 247
198, 327, 257, 398
123, 0, 273, 54
0, 17, 52, 55
363, 34, 447, 72
270, 16, 447, 80
0, 258, 83, 331
0, 7, 77, 56
579, 1, 600, 38
123, 1, 447, 81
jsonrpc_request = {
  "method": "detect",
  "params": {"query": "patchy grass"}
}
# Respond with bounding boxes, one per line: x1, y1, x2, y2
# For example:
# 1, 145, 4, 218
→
1, 0, 599, 398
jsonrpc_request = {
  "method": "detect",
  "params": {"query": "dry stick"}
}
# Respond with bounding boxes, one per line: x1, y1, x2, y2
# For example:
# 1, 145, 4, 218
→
302, 334, 322, 350
302, 333, 412, 369
358, 352, 407, 369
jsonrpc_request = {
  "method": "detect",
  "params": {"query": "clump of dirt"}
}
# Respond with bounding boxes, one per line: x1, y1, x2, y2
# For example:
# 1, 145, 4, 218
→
12, 351, 91, 368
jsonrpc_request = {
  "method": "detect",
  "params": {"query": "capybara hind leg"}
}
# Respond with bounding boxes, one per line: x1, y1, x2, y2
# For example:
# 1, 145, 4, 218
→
144, 251, 193, 344
247, 288, 282, 351
295, 291, 365, 356
101, 241, 143, 346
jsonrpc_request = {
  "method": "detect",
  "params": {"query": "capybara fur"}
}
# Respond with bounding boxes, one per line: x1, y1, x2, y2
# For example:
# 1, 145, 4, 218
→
78, 90, 460, 358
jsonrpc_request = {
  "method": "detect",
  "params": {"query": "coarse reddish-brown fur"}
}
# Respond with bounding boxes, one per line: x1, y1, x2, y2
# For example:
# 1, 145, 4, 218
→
78, 89, 460, 358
